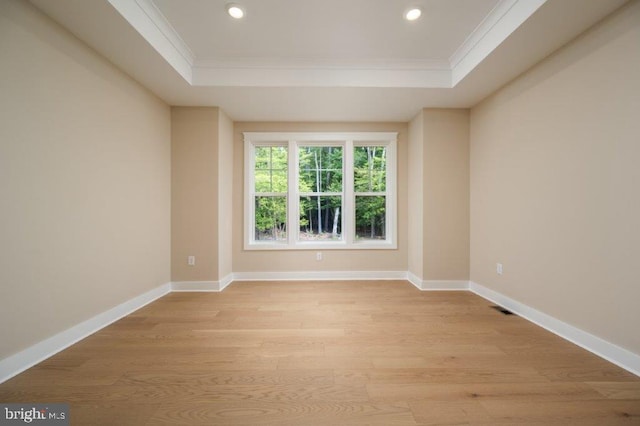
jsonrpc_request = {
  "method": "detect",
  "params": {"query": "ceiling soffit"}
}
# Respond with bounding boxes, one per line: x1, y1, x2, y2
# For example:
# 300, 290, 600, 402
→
107, 0, 546, 88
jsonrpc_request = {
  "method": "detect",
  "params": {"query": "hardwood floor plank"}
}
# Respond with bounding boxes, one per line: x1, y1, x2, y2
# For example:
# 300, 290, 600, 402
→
408, 400, 493, 425
194, 328, 345, 338
479, 399, 640, 425
146, 401, 417, 425
258, 340, 325, 357
3, 366, 123, 387
116, 370, 335, 386
324, 343, 506, 357
334, 367, 549, 385
366, 382, 603, 402
78, 354, 280, 371
537, 365, 640, 382
277, 355, 374, 370
71, 404, 159, 426
587, 381, 640, 399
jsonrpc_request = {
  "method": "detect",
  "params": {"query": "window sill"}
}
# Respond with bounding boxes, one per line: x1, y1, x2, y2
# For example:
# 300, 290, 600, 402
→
244, 241, 397, 251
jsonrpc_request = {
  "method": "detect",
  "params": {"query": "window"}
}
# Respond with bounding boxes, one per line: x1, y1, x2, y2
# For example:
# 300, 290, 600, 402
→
245, 132, 397, 250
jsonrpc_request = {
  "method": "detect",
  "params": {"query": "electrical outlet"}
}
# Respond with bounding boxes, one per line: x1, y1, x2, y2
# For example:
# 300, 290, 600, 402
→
496, 263, 503, 275
188, 256, 196, 266
316, 252, 322, 261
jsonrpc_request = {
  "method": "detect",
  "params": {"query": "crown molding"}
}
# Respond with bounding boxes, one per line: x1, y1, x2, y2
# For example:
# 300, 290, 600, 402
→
191, 64, 451, 88
191, 57, 451, 88
450, 0, 519, 69
450, 0, 547, 85
194, 57, 451, 70
107, 0, 194, 83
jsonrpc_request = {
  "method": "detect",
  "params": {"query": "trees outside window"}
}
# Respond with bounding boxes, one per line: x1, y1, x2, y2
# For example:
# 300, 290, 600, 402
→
354, 146, 387, 240
298, 146, 343, 240
245, 132, 396, 250
253, 146, 287, 241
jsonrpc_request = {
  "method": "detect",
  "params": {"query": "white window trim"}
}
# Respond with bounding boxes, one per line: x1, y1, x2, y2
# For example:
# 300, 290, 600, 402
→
244, 132, 397, 250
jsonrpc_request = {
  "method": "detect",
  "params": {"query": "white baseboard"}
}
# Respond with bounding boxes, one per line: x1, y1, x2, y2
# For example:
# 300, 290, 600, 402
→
419, 280, 469, 291
407, 272, 422, 289
219, 274, 234, 291
233, 270, 407, 281
171, 277, 234, 292
170, 274, 234, 292
407, 272, 469, 291
0, 283, 171, 384
469, 281, 640, 377
421, 280, 469, 290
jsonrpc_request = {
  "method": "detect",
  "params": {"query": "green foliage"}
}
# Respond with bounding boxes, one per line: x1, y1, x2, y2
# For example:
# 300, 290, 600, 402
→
298, 147, 343, 235
298, 146, 343, 193
254, 146, 287, 239
254, 146, 288, 193
354, 146, 386, 193
355, 196, 386, 239
254, 196, 286, 240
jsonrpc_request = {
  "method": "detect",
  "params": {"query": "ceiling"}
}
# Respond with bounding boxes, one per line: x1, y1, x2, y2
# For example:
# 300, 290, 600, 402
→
29, 0, 628, 121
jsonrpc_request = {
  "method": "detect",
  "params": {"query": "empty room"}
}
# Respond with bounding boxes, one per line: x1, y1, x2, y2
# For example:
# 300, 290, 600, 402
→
1, 0, 639, 424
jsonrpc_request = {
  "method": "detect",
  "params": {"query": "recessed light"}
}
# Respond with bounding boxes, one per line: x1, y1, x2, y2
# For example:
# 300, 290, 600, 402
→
226, 3, 245, 19
404, 7, 422, 21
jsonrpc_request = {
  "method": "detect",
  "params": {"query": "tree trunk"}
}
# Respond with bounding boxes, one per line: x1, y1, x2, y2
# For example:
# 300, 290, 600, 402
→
324, 202, 330, 232
371, 217, 375, 239
332, 207, 340, 236
368, 147, 376, 191
273, 210, 277, 239
269, 147, 273, 191
379, 148, 386, 189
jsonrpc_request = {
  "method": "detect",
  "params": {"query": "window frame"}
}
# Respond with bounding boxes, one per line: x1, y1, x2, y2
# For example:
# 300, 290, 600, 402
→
244, 132, 397, 250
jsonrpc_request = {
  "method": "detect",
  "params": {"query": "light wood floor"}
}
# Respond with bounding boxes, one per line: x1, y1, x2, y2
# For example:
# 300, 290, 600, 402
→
1, 281, 639, 425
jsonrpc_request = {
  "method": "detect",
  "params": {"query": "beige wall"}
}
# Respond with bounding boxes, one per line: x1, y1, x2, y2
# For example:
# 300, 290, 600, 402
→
470, 0, 640, 354
407, 113, 425, 278
217, 109, 234, 279
0, 0, 171, 359
171, 107, 219, 281
423, 109, 470, 280
233, 122, 409, 273
171, 107, 234, 282
407, 109, 470, 282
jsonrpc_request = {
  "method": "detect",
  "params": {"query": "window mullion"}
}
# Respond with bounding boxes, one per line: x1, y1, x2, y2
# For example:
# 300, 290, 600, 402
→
344, 139, 354, 245
387, 139, 396, 247
244, 140, 254, 247
288, 139, 298, 247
